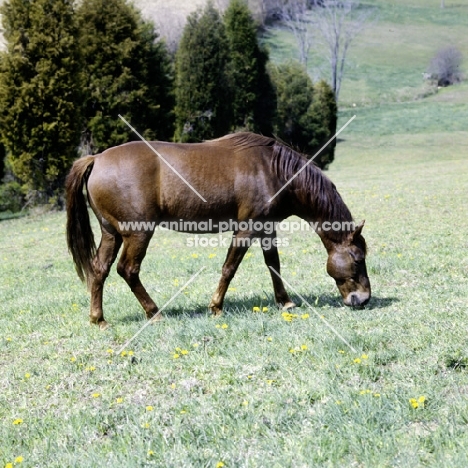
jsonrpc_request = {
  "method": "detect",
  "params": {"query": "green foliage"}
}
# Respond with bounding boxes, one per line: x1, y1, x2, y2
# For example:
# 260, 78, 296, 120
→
270, 62, 337, 169
77, 0, 174, 153
0, 180, 23, 212
174, 2, 232, 142
224, 0, 276, 134
0, 0, 83, 196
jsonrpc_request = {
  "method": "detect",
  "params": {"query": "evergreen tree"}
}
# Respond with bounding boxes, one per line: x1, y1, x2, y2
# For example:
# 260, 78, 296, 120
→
224, 0, 275, 134
77, 0, 174, 153
0, 0, 82, 197
174, 2, 232, 142
270, 62, 337, 169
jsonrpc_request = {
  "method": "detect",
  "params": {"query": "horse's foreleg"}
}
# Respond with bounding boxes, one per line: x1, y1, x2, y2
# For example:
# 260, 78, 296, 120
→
261, 231, 296, 310
90, 228, 122, 329
209, 231, 254, 315
116, 233, 160, 321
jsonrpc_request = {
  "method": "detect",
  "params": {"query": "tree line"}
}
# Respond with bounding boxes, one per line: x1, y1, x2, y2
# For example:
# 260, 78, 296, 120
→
0, 0, 337, 211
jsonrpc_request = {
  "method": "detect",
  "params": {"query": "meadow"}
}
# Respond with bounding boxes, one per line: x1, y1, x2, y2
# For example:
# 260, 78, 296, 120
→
1, 1, 468, 467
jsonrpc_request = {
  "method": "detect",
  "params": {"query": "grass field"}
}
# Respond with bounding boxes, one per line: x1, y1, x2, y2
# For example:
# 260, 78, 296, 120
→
2, 1, 468, 467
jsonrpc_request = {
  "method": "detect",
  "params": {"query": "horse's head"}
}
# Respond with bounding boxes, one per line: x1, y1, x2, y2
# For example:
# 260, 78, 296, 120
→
326, 221, 371, 307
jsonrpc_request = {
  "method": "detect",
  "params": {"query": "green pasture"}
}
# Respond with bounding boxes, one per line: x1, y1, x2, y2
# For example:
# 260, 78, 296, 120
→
1, 0, 468, 466
263, 0, 468, 106
1, 100, 468, 466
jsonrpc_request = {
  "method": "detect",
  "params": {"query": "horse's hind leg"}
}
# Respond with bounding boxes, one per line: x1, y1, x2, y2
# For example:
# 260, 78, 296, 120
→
117, 233, 160, 321
90, 227, 122, 329
261, 231, 296, 310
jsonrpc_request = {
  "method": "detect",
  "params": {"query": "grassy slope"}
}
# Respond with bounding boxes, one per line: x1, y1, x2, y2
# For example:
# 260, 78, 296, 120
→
1, 1, 468, 467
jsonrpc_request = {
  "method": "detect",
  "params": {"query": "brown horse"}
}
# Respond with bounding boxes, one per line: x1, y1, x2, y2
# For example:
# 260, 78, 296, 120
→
66, 132, 370, 329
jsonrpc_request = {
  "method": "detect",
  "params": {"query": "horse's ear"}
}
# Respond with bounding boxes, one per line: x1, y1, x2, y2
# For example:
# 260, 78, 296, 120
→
349, 220, 365, 242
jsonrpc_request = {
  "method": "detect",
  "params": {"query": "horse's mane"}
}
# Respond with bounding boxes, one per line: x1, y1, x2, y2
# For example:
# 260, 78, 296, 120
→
211, 132, 355, 242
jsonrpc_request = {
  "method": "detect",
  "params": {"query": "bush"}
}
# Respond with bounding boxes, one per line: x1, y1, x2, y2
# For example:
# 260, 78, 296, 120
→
270, 62, 337, 169
0, 181, 24, 213
428, 46, 463, 87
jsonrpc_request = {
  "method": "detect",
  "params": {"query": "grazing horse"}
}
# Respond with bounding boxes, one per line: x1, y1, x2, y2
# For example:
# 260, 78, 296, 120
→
66, 132, 370, 329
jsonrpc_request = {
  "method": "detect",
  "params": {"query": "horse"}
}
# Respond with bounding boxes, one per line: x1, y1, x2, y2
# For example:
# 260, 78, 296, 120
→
66, 132, 370, 329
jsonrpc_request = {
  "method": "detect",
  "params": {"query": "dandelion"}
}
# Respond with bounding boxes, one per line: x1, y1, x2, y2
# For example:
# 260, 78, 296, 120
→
242, 400, 248, 406
221, 324, 228, 329
106, 349, 113, 354
409, 398, 419, 409
24, 373, 31, 379
85, 366, 96, 372
373, 393, 381, 398
70, 357, 76, 362
148, 450, 154, 456
262, 307, 268, 312
173, 353, 180, 359
192, 343, 199, 348
266, 380, 275, 385
92, 393, 101, 398
359, 389, 371, 395
253, 306, 260, 312
13, 418, 23, 425
208, 253, 216, 259
180, 410, 187, 414
353, 358, 361, 364
216, 462, 225, 468
120, 351, 128, 357
128, 351, 134, 356
301, 314, 309, 319
361, 354, 368, 360
301, 345, 308, 351
142, 422, 150, 428
5, 463, 13, 468
267, 337, 272, 342
170, 383, 176, 389
116, 397, 123, 404
338, 350, 345, 354
228, 287, 236, 291
146, 405, 154, 412
180, 349, 189, 355
191, 253, 199, 259
6, 337, 12, 341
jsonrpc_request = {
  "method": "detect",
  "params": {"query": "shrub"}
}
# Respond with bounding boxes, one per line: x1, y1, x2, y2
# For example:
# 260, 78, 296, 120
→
428, 46, 463, 87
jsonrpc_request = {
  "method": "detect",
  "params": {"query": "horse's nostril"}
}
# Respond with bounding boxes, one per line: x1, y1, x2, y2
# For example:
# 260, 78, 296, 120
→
351, 294, 358, 307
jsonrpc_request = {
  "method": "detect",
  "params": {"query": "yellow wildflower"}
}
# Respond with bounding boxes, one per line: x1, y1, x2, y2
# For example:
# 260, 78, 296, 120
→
262, 307, 268, 312
221, 323, 228, 329
353, 358, 361, 364
13, 418, 23, 425
253, 306, 260, 312
301, 314, 309, 319
146, 405, 154, 411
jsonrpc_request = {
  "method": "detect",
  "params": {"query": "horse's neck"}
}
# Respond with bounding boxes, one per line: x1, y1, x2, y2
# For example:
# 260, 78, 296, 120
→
290, 183, 352, 250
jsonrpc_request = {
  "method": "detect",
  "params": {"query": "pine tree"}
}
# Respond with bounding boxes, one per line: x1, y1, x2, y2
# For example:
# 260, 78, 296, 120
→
0, 0, 82, 198
224, 0, 275, 134
174, 2, 232, 142
270, 62, 337, 169
77, 0, 174, 153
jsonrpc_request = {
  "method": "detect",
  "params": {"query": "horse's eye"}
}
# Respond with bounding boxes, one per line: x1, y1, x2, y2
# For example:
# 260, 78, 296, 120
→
335, 279, 345, 286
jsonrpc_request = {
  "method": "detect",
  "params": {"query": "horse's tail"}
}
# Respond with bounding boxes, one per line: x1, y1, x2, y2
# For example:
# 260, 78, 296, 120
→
66, 155, 96, 287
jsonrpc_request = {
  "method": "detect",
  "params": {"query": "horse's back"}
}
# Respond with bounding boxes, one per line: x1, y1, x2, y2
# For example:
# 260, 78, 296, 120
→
86, 137, 281, 227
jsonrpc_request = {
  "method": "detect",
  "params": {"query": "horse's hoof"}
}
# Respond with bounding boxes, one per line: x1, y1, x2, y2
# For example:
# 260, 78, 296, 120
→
282, 301, 296, 310
209, 306, 223, 317
98, 320, 110, 331
149, 311, 163, 322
